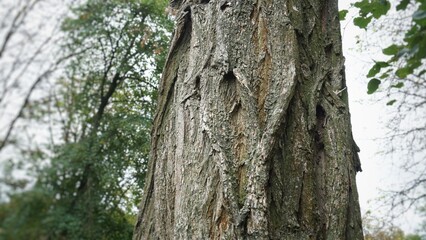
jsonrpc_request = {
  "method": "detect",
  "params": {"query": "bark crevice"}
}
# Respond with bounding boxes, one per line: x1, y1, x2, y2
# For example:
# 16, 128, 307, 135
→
134, 1, 364, 239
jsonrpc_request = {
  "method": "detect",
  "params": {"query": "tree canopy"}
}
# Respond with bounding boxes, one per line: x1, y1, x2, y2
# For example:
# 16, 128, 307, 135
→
0, 0, 171, 238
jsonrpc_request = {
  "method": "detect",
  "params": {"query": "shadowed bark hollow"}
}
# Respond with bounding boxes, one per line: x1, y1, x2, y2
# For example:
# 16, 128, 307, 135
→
134, 0, 363, 239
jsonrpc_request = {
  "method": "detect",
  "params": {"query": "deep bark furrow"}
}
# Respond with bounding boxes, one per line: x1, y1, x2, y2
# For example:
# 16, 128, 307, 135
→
134, 1, 364, 239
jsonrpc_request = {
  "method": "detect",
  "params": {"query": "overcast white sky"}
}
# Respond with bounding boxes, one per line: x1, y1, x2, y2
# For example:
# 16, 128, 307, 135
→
340, 0, 423, 233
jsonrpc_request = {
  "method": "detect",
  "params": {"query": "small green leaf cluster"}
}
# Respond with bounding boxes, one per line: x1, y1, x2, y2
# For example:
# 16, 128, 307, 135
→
339, 9, 349, 21
353, 0, 391, 28
353, 0, 426, 100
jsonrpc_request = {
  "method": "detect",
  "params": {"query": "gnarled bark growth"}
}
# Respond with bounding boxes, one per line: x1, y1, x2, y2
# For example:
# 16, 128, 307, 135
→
134, 0, 363, 239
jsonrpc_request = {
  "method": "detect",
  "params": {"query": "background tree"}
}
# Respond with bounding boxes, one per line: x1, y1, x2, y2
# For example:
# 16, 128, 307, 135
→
0, 0, 73, 197
134, 0, 363, 239
362, 211, 423, 239
0, 0, 171, 239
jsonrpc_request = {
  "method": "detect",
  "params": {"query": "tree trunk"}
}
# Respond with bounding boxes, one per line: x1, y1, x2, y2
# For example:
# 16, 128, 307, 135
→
134, 0, 363, 239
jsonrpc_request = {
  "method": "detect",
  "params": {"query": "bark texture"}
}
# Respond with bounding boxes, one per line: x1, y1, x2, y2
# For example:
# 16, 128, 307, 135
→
134, 0, 363, 239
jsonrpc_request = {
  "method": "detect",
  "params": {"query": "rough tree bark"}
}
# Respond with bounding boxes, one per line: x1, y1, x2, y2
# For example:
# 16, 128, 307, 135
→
134, 0, 363, 239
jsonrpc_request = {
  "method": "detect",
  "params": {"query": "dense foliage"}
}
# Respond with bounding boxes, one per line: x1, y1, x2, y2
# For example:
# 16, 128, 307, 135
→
0, 0, 171, 239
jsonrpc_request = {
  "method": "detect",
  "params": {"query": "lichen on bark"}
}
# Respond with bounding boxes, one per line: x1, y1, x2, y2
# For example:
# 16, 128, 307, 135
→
133, 0, 363, 239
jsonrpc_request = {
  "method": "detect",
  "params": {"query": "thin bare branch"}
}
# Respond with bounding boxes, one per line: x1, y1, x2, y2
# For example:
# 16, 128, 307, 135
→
0, 0, 41, 59
0, 49, 89, 151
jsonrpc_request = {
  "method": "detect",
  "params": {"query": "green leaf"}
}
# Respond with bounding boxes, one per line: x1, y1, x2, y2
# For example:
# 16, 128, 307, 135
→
386, 99, 397, 105
367, 78, 381, 94
396, 0, 410, 10
353, 0, 391, 22
354, 16, 373, 29
413, 10, 426, 21
367, 66, 380, 78
395, 67, 412, 78
377, 61, 390, 68
413, 10, 426, 26
367, 61, 390, 77
396, 48, 410, 58
354, 0, 369, 9
391, 82, 404, 88
379, 73, 390, 79
371, 0, 391, 18
339, 10, 349, 21
382, 44, 400, 55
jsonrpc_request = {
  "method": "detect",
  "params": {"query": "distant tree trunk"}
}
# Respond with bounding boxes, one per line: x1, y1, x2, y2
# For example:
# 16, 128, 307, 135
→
133, 0, 363, 239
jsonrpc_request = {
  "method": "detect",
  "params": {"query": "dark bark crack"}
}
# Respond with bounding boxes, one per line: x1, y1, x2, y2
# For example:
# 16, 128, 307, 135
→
220, 1, 231, 11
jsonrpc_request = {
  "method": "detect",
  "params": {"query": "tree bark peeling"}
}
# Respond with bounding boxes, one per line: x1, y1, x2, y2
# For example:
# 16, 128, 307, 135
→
134, 0, 363, 239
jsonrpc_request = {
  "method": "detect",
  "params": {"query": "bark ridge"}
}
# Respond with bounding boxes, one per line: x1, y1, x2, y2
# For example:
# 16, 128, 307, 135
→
134, 0, 363, 239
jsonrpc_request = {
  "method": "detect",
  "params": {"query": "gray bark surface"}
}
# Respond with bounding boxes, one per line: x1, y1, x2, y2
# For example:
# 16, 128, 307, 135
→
134, 0, 363, 239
